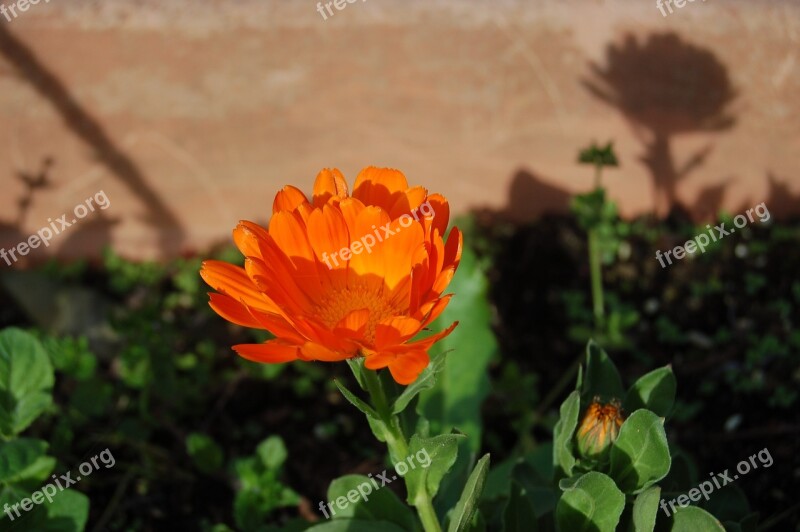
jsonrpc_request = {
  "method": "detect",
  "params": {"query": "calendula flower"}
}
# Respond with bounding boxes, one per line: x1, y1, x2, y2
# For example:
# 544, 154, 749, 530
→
200, 167, 462, 384
575, 398, 624, 461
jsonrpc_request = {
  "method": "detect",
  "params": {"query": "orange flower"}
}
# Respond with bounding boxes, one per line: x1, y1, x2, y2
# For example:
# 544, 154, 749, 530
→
200, 167, 462, 385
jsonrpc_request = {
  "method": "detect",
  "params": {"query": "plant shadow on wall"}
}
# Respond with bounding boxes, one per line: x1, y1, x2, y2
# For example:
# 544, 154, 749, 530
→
0, 157, 120, 269
503, 169, 572, 223
0, 157, 54, 259
0, 25, 184, 257
583, 32, 737, 217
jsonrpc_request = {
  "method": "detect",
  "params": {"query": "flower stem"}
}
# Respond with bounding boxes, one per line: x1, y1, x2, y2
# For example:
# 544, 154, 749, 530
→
362, 370, 442, 532
588, 227, 605, 330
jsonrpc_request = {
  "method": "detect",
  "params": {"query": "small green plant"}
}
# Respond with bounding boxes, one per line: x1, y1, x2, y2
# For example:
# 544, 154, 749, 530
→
572, 141, 625, 335
0, 328, 89, 531
548, 341, 748, 531
230, 436, 300, 531
476, 341, 755, 531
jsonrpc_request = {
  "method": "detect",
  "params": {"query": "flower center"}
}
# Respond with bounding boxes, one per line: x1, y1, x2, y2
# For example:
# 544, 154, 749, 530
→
313, 284, 400, 344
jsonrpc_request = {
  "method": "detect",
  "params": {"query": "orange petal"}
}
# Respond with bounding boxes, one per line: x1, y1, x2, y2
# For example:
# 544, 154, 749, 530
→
233, 220, 270, 259
208, 293, 263, 329
267, 211, 323, 299
233, 341, 300, 363
348, 206, 390, 289
268, 211, 315, 263
383, 219, 424, 290
313, 168, 349, 207
273, 185, 309, 214
335, 308, 370, 335
375, 316, 422, 347
408, 255, 429, 315
416, 294, 453, 326
425, 193, 450, 240
300, 341, 351, 362
246, 306, 307, 344
364, 351, 396, 370
428, 229, 446, 285
291, 316, 359, 353
352, 167, 409, 208
307, 204, 351, 266
388, 350, 430, 385
430, 267, 456, 298
388, 186, 428, 220
200, 260, 273, 311
245, 256, 315, 316
388, 321, 458, 353
443, 226, 463, 270
338, 197, 366, 236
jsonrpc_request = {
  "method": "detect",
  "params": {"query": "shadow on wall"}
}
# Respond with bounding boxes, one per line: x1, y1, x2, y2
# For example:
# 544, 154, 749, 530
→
583, 32, 738, 218
740, 172, 800, 220
503, 168, 573, 222
0, 25, 184, 259
0, 157, 53, 266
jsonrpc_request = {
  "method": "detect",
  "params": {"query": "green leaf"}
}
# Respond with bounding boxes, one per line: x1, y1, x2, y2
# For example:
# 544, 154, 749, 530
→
346, 359, 370, 391
416, 243, 497, 512
42, 489, 90, 532
556, 472, 625, 532
0, 438, 49, 483
393, 354, 446, 415
553, 390, 580, 480
609, 410, 671, 494
582, 340, 624, 404
482, 457, 520, 503
448, 454, 490, 532
660, 446, 697, 492
625, 366, 676, 417
419, 245, 495, 454
0, 483, 28, 518
257, 436, 288, 470
631, 486, 660, 532
702, 484, 750, 522
512, 460, 558, 518
503, 481, 538, 532
186, 433, 224, 474
405, 434, 462, 503
334, 379, 381, 422
3, 455, 56, 486
578, 142, 619, 168
305, 519, 406, 532
0, 328, 55, 437
670, 505, 725, 531
325, 474, 417, 530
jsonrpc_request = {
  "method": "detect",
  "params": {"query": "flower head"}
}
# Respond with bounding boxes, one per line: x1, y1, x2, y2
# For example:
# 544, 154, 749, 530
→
575, 398, 624, 461
200, 167, 462, 384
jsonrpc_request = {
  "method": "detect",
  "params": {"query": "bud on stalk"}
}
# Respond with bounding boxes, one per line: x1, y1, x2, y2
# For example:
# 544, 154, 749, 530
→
576, 398, 624, 461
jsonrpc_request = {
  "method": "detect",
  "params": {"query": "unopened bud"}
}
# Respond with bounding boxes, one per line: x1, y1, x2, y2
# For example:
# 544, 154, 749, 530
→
575, 398, 624, 461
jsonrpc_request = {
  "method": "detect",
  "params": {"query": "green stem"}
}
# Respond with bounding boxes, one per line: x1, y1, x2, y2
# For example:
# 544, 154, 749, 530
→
362, 370, 442, 532
588, 228, 604, 330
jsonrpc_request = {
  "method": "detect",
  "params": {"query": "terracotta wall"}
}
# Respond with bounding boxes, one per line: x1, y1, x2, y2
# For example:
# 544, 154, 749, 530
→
0, 0, 798, 261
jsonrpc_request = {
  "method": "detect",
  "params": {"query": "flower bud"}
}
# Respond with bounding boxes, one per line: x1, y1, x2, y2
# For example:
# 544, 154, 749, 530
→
575, 398, 624, 461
